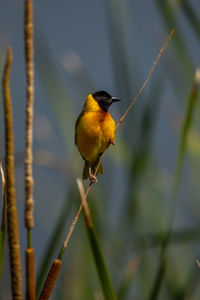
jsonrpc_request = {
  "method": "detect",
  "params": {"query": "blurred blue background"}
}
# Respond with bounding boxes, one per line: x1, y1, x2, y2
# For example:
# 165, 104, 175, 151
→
0, 0, 200, 299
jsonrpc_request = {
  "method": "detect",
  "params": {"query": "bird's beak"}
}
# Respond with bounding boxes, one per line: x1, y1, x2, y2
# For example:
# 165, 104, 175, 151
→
111, 97, 120, 103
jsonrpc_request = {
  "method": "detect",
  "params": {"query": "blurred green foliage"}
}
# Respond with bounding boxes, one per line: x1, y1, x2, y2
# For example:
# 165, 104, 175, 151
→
1, 0, 200, 299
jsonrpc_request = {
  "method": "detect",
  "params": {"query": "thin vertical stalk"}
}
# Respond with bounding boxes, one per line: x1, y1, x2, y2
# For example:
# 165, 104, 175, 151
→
24, 0, 36, 299
3, 47, 23, 300
24, 0, 34, 240
0, 163, 6, 281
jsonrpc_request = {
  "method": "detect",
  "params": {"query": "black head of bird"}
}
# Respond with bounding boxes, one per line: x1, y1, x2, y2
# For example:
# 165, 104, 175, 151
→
92, 90, 120, 112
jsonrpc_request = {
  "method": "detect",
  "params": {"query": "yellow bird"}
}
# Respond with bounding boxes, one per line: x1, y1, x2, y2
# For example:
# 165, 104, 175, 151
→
75, 91, 120, 182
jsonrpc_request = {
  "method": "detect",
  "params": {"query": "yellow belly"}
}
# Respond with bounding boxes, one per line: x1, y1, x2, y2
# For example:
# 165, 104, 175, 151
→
76, 110, 116, 162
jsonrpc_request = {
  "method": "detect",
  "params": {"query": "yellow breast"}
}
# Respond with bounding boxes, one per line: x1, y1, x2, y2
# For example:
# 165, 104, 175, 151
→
76, 108, 116, 162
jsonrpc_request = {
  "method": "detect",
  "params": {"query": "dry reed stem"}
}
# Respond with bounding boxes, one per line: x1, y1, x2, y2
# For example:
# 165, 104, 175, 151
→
0, 162, 6, 280
59, 175, 96, 255
26, 248, 36, 300
25, 0, 34, 230
3, 47, 23, 300
77, 178, 93, 227
0, 163, 6, 226
60, 28, 175, 254
24, 1, 36, 298
115, 28, 175, 130
39, 259, 62, 300
63, 202, 83, 248
58, 153, 107, 257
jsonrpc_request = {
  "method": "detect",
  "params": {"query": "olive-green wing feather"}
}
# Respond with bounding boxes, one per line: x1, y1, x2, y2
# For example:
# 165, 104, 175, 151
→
75, 112, 83, 145
75, 102, 88, 145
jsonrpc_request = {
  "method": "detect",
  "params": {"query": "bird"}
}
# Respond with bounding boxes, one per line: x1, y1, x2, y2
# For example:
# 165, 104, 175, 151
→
75, 90, 120, 183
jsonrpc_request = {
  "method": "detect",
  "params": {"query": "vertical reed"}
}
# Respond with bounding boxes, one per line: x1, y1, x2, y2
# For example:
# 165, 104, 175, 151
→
24, 0, 36, 298
3, 47, 23, 300
0, 163, 6, 280
24, 0, 34, 243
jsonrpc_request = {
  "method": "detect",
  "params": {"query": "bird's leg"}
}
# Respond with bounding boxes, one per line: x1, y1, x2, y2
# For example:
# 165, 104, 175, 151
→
89, 165, 98, 183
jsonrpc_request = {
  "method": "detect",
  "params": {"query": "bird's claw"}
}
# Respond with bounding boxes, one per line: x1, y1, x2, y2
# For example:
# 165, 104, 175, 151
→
89, 173, 98, 184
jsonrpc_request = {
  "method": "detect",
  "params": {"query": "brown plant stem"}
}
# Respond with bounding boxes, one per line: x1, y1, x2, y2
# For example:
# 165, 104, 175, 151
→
39, 259, 62, 300
0, 162, 6, 234
115, 28, 175, 130
24, 0, 36, 298
26, 248, 36, 300
0, 163, 6, 280
57, 178, 94, 260
76, 178, 93, 227
3, 47, 23, 299
25, 0, 34, 234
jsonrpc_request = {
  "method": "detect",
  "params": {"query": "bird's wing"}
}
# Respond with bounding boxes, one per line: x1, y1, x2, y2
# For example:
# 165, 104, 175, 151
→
75, 112, 83, 145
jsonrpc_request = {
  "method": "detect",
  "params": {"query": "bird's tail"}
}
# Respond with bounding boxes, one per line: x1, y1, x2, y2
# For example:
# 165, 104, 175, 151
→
82, 159, 103, 180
